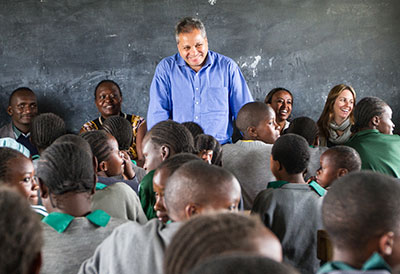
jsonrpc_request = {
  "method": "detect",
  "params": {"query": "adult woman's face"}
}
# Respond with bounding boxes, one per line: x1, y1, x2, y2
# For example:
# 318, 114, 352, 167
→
95, 82, 122, 118
332, 89, 354, 124
269, 90, 292, 123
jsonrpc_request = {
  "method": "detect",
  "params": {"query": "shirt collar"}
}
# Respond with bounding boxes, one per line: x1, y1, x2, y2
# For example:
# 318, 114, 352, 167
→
318, 253, 391, 273
42, 210, 111, 233
309, 180, 326, 197
12, 123, 30, 139
267, 180, 290, 189
96, 182, 108, 190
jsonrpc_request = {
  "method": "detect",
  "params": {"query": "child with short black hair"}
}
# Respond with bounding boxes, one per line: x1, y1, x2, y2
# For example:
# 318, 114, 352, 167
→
38, 141, 127, 274
223, 102, 280, 209
316, 145, 361, 188
252, 133, 325, 274
319, 171, 400, 273
194, 134, 222, 165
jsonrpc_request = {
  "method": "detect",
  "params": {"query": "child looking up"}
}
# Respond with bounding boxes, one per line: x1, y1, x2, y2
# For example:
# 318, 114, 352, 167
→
140, 120, 194, 219
79, 160, 241, 274
38, 142, 127, 274
164, 212, 282, 274
252, 134, 325, 274
316, 145, 361, 189
319, 171, 400, 273
222, 102, 280, 209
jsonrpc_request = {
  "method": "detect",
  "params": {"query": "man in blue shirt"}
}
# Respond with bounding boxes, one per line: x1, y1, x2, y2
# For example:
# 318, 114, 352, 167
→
147, 17, 253, 144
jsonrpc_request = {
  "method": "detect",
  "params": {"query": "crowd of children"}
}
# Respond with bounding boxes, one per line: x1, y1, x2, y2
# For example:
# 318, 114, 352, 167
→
0, 81, 399, 274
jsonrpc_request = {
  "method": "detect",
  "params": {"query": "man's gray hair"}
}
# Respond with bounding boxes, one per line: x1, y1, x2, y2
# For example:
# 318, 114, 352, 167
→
175, 17, 207, 43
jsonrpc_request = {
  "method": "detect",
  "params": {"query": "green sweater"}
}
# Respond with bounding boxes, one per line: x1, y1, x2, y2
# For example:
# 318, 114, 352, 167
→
139, 170, 157, 219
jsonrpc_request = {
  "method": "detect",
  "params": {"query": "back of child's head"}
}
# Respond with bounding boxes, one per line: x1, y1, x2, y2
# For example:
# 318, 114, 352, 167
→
164, 160, 241, 221
31, 113, 66, 153
194, 134, 222, 166
271, 134, 310, 174
0, 187, 42, 274
182, 121, 204, 139
164, 212, 282, 274
80, 130, 113, 164
284, 116, 318, 146
37, 142, 95, 195
322, 171, 400, 264
236, 102, 273, 134
324, 145, 361, 172
53, 134, 93, 157
157, 153, 201, 174
146, 120, 195, 154
351, 96, 388, 133
0, 147, 25, 183
189, 254, 299, 274
102, 116, 133, 151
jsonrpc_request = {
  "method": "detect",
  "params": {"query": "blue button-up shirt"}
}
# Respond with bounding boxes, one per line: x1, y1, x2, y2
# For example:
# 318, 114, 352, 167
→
147, 50, 253, 144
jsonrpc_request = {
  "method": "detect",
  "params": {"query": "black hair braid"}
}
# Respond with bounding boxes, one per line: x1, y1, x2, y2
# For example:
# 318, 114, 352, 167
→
182, 122, 204, 139
31, 113, 66, 152
103, 116, 133, 151
0, 148, 24, 182
80, 130, 112, 164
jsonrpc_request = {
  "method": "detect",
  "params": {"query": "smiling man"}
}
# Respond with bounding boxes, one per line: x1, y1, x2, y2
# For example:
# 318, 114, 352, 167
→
147, 17, 253, 144
0, 87, 39, 156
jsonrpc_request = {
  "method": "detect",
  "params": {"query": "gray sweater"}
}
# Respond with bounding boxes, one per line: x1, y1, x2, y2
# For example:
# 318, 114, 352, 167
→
252, 183, 323, 274
41, 216, 127, 274
222, 140, 276, 210
78, 219, 181, 274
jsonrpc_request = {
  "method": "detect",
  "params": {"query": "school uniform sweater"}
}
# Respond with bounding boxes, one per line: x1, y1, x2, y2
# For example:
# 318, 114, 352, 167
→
222, 140, 276, 210
78, 218, 181, 274
41, 210, 127, 274
252, 182, 325, 274
92, 182, 147, 224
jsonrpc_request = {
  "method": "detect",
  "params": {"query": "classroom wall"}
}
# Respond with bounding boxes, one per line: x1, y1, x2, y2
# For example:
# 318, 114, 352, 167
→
1, 0, 399, 133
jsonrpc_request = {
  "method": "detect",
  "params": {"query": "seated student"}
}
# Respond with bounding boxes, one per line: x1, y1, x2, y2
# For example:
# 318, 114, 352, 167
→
139, 120, 194, 219
194, 134, 222, 166
345, 97, 400, 177
0, 87, 39, 156
189, 254, 299, 274
37, 142, 128, 274
0, 147, 46, 218
315, 145, 361, 189
284, 116, 328, 180
0, 187, 43, 274
80, 80, 147, 164
79, 160, 242, 274
164, 212, 283, 274
54, 134, 147, 223
153, 153, 201, 224
252, 134, 325, 274
318, 171, 400, 273
222, 102, 280, 210
182, 121, 205, 139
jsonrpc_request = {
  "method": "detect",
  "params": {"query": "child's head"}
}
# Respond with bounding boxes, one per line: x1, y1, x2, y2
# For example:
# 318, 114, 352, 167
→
316, 146, 361, 188
102, 115, 133, 151
37, 142, 96, 212
80, 130, 124, 177
153, 153, 201, 223
284, 116, 319, 146
322, 171, 400, 267
194, 134, 222, 166
164, 212, 282, 274
351, 96, 394, 135
31, 113, 66, 154
94, 80, 122, 119
189, 254, 299, 274
270, 134, 310, 179
0, 187, 43, 274
142, 120, 194, 172
0, 147, 38, 204
182, 121, 205, 139
236, 102, 280, 143
164, 160, 241, 222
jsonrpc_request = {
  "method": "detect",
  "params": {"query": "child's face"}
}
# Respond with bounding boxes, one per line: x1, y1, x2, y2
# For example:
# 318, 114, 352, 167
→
7, 156, 37, 203
142, 137, 164, 173
95, 82, 122, 118
255, 109, 280, 144
377, 105, 394, 135
104, 136, 124, 177
198, 149, 213, 164
269, 90, 292, 123
153, 168, 170, 223
316, 152, 338, 188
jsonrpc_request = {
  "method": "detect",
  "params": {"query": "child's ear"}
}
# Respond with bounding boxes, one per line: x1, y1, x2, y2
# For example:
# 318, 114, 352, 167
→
161, 145, 171, 161
313, 136, 320, 147
39, 180, 49, 199
247, 126, 257, 138
184, 203, 198, 219
337, 168, 349, 178
99, 161, 108, 172
379, 231, 394, 256
370, 115, 380, 128
92, 156, 98, 173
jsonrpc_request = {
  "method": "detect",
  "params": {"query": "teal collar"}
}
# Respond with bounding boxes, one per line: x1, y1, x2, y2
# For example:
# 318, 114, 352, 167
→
318, 253, 391, 273
42, 210, 111, 233
267, 180, 290, 189
31, 154, 40, 160
309, 180, 326, 197
96, 182, 108, 190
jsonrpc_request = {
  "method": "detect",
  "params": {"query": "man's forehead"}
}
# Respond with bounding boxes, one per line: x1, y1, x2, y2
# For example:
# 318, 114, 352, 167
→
10, 90, 36, 104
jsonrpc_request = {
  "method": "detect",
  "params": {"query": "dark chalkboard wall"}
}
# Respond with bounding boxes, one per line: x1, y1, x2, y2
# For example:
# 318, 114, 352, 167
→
1, 0, 399, 133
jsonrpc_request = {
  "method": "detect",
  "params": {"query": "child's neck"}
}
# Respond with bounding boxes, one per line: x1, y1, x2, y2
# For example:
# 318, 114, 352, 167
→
48, 192, 92, 217
333, 246, 373, 269
277, 173, 306, 184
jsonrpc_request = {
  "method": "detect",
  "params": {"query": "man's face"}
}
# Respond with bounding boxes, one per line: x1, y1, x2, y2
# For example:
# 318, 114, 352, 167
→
177, 28, 208, 72
7, 90, 38, 131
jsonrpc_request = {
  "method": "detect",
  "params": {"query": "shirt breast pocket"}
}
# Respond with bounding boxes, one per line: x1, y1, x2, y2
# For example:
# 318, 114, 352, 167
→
206, 87, 229, 112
